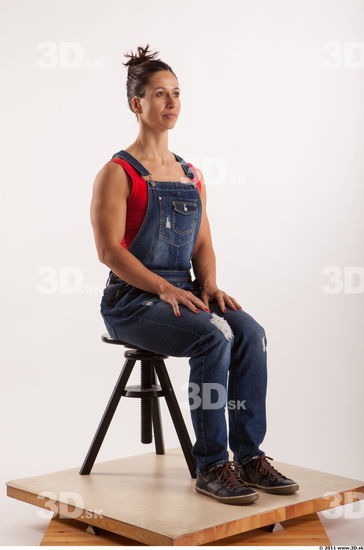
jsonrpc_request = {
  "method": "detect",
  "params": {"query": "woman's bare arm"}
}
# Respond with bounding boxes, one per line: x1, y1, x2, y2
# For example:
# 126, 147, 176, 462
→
191, 169, 217, 289
90, 162, 173, 294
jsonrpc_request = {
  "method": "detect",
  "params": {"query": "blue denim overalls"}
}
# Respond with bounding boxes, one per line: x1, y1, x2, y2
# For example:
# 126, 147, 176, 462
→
100, 149, 268, 473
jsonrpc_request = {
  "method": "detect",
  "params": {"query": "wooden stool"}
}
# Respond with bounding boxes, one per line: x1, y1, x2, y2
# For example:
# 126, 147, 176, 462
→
79, 333, 196, 478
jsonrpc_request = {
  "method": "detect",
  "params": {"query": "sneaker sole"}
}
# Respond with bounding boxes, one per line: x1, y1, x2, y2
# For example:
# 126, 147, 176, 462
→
242, 481, 299, 494
195, 486, 259, 504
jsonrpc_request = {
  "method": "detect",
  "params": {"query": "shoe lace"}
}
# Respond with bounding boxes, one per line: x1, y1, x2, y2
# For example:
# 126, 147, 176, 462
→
214, 461, 246, 490
253, 455, 287, 480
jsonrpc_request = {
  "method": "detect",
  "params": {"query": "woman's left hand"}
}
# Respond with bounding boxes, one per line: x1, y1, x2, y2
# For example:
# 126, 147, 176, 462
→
201, 283, 243, 313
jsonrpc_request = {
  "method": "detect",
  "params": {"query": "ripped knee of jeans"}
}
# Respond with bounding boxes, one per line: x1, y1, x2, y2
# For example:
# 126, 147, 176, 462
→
209, 312, 234, 342
262, 333, 267, 352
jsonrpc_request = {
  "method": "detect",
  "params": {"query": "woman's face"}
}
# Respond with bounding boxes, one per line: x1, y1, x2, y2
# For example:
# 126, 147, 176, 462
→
134, 70, 180, 130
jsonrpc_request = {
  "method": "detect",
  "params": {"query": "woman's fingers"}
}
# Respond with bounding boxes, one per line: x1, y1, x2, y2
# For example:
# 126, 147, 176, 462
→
169, 289, 242, 317
172, 299, 197, 316
193, 298, 211, 312
224, 295, 243, 310
160, 288, 211, 317
224, 296, 237, 310
215, 293, 240, 313
173, 297, 209, 317
230, 296, 243, 310
218, 296, 226, 313
186, 291, 210, 312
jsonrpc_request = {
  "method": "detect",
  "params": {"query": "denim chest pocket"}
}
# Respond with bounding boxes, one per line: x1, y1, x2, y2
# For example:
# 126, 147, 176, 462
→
172, 201, 197, 234
159, 199, 198, 247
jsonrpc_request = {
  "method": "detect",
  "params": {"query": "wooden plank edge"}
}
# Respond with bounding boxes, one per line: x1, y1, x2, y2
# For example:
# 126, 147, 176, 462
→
6, 486, 172, 546
7, 483, 364, 546
172, 485, 364, 545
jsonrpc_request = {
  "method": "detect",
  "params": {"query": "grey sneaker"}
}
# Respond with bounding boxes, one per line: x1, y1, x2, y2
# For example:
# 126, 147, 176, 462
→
195, 460, 259, 504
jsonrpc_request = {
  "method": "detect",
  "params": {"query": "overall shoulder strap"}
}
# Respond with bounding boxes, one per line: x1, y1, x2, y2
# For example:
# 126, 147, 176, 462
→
111, 149, 150, 177
172, 153, 195, 179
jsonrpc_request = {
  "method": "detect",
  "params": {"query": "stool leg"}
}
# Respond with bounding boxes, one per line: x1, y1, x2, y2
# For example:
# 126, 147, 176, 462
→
151, 367, 165, 455
79, 358, 136, 475
153, 359, 197, 478
140, 360, 153, 444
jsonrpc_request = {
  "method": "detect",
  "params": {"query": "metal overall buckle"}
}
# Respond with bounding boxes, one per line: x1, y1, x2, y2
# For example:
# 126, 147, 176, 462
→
142, 174, 156, 187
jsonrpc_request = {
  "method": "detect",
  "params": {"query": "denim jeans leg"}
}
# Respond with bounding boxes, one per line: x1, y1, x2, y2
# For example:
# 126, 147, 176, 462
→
189, 328, 234, 474
225, 311, 268, 465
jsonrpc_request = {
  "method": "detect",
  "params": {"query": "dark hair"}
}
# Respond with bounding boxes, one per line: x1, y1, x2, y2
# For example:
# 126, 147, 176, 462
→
122, 44, 176, 118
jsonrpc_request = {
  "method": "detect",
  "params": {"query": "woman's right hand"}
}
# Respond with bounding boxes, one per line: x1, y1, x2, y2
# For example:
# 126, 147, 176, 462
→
159, 286, 211, 317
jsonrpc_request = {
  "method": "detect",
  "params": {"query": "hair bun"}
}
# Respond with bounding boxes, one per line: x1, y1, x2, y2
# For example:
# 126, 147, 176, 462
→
123, 43, 159, 68
122, 44, 175, 119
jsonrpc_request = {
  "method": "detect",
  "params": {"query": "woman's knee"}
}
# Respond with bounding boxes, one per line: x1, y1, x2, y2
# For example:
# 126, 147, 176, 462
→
228, 308, 266, 342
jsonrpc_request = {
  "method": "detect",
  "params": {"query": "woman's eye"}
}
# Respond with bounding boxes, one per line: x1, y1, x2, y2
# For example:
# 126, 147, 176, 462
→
156, 92, 180, 97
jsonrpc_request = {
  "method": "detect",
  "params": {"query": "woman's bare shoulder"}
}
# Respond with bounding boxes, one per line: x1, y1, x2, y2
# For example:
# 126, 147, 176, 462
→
93, 160, 132, 200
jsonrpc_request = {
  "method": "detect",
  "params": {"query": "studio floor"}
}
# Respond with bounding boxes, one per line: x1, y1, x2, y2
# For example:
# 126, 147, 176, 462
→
5, 447, 364, 545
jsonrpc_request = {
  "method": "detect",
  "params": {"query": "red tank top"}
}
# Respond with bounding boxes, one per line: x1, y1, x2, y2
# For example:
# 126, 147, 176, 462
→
110, 157, 202, 249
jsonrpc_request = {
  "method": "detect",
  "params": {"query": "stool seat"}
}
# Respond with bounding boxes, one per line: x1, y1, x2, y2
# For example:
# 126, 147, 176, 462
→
101, 333, 148, 349
79, 332, 197, 479
101, 333, 168, 359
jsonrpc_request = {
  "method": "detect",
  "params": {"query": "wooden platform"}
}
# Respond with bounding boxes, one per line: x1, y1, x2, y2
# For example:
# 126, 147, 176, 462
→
6, 447, 364, 546
40, 511, 330, 545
